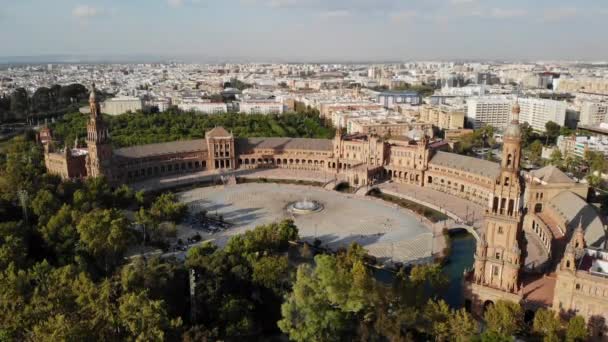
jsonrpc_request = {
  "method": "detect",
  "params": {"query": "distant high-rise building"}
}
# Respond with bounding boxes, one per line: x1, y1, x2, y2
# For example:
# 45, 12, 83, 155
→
579, 101, 608, 126
466, 97, 514, 129
377, 91, 422, 109
102, 96, 143, 115
476, 72, 500, 85
519, 98, 567, 132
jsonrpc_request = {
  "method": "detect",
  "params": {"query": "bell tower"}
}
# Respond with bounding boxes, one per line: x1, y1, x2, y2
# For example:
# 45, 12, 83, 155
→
86, 83, 113, 179
466, 103, 524, 314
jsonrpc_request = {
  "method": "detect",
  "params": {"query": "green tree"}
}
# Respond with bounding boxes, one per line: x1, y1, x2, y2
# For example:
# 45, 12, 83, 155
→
76, 209, 132, 272
31, 189, 61, 226
0, 221, 27, 269
565, 315, 587, 342
544, 121, 561, 143
448, 309, 478, 342
40, 205, 79, 264
528, 139, 543, 165
118, 291, 180, 342
9, 88, 29, 120
484, 300, 523, 337
149, 192, 188, 223
549, 149, 563, 169
278, 264, 352, 342
422, 299, 451, 340
251, 255, 289, 293
533, 308, 562, 342
520, 122, 536, 147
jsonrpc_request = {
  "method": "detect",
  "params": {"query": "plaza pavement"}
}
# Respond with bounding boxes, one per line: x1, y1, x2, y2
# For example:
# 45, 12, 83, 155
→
177, 183, 436, 265
132, 167, 543, 270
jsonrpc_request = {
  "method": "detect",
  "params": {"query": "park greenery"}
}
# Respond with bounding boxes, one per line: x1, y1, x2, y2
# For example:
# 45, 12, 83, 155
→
0, 83, 94, 123
50, 106, 335, 148
0, 130, 596, 340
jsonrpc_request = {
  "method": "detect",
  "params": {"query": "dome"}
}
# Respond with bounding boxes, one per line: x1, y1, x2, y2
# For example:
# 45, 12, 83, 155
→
504, 101, 521, 139
504, 122, 521, 139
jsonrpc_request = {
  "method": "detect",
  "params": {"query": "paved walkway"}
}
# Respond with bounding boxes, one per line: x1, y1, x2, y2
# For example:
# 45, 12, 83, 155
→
130, 168, 336, 192
378, 182, 486, 229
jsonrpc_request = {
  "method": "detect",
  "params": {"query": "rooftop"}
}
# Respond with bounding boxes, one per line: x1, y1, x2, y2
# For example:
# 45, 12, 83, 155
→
547, 191, 606, 248
236, 137, 333, 152
429, 151, 501, 179
206, 127, 232, 138
528, 165, 575, 184
114, 139, 207, 159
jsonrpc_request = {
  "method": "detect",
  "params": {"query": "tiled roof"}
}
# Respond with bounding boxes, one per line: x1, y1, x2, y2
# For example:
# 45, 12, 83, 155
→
529, 165, 574, 184
114, 139, 207, 158
548, 191, 606, 248
236, 137, 333, 153
206, 127, 232, 138
429, 151, 501, 179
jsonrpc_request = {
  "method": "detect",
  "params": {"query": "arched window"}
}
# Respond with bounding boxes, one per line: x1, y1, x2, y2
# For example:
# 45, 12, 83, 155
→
507, 154, 512, 167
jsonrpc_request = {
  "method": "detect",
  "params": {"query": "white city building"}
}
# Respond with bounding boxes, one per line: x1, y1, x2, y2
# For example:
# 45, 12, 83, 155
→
579, 102, 608, 126
519, 98, 567, 132
102, 96, 143, 116
238, 100, 284, 115
558, 135, 608, 159
466, 97, 513, 129
178, 101, 227, 114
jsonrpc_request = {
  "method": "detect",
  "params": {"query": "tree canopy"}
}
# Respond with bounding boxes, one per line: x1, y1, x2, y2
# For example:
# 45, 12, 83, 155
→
50, 108, 335, 148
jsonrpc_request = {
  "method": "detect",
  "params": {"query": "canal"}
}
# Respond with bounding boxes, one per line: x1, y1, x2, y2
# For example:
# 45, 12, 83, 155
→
372, 229, 476, 308
442, 230, 476, 308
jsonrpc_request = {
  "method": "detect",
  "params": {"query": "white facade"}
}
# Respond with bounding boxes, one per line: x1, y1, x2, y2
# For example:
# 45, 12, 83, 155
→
579, 102, 608, 126
466, 97, 513, 129
102, 96, 143, 116
239, 101, 284, 115
178, 101, 227, 114
519, 98, 567, 132
574, 136, 608, 158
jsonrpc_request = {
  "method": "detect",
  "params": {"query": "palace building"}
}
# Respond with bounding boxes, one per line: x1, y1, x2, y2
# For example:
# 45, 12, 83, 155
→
44, 86, 608, 337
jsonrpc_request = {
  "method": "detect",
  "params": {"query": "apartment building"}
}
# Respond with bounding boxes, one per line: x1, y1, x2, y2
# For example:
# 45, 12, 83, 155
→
102, 96, 143, 115
519, 98, 567, 132
239, 100, 284, 115
419, 105, 466, 130
579, 102, 608, 126
466, 97, 513, 129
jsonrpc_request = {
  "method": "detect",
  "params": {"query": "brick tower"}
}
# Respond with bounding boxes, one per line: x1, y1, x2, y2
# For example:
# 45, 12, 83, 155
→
85, 84, 113, 179
465, 102, 524, 315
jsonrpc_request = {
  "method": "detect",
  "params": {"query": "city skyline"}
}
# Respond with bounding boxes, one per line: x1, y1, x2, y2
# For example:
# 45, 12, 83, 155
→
1, 0, 608, 62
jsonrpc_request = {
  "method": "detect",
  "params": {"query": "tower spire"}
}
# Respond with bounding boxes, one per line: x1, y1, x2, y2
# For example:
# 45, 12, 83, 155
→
89, 83, 100, 118
511, 100, 520, 124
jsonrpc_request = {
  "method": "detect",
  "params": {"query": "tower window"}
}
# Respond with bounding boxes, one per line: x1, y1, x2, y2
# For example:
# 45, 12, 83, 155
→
507, 154, 512, 167
498, 226, 504, 234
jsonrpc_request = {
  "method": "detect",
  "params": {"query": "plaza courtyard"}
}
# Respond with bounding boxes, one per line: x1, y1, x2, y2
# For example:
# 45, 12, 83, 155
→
177, 183, 436, 265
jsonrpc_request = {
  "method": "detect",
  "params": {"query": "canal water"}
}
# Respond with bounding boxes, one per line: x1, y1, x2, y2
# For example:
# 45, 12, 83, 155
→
442, 230, 476, 308
372, 230, 476, 308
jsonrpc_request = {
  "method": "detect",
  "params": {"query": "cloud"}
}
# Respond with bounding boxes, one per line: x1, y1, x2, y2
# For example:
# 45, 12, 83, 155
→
318, 10, 351, 18
489, 8, 527, 19
389, 10, 419, 23
450, 0, 476, 5
167, 0, 184, 7
267, 0, 300, 8
72, 5, 103, 18
543, 7, 577, 22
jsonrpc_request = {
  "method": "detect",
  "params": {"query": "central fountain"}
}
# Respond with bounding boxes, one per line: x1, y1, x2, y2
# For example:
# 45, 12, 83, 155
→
287, 197, 324, 215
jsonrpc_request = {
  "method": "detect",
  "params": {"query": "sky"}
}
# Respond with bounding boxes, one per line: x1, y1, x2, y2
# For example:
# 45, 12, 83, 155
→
0, 0, 607, 62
